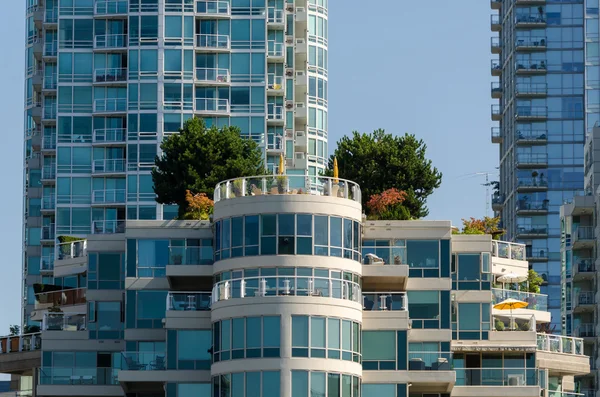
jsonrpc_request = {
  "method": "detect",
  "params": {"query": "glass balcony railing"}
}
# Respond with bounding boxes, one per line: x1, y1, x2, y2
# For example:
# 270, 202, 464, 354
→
196, 67, 229, 83
575, 258, 595, 273
492, 193, 504, 205
515, 59, 547, 72
268, 40, 284, 57
516, 224, 548, 235
266, 134, 283, 151
491, 240, 525, 260
95, 0, 128, 15
196, 33, 230, 49
537, 333, 584, 355
491, 59, 501, 73
515, 37, 547, 49
167, 292, 211, 311
492, 288, 548, 311
491, 127, 501, 140
516, 82, 547, 95
214, 175, 362, 203
94, 68, 127, 83
45, 8, 58, 23
267, 7, 284, 24
92, 220, 125, 234
575, 323, 595, 338
42, 134, 56, 150
43, 312, 86, 331
93, 128, 126, 143
196, 98, 230, 113
516, 106, 547, 118
41, 225, 55, 240
517, 200, 549, 211
516, 153, 548, 165
575, 226, 594, 240
168, 246, 213, 265
409, 352, 452, 370
526, 248, 548, 260
94, 34, 127, 49
576, 291, 594, 305
362, 292, 407, 311
41, 255, 54, 272
92, 189, 126, 204
491, 82, 502, 95
515, 13, 546, 24
93, 159, 126, 173
491, 104, 501, 116
455, 368, 546, 386
517, 177, 548, 189
196, 0, 230, 16
268, 73, 284, 90
56, 240, 87, 261
39, 367, 118, 385
491, 37, 501, 51
41, 196, 56, 210
0, 333, 41, 354
267, 104, 284, 120
516, 129, 547, 141
119, 352, 165, 371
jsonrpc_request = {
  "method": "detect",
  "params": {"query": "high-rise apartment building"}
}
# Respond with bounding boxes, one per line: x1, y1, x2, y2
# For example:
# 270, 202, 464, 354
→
0, 174, 591, 397
23, 0, 328, 327
490, 0, 588, 333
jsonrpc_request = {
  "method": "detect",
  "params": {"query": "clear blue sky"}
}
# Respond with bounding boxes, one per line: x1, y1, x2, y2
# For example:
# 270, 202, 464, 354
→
0, 0, 496, 332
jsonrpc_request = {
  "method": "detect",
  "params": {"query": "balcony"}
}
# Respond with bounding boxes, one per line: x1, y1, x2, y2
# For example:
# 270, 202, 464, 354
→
93, 128, 126, 145
42, 134, 56, 151
492, 240, 526, 261
41, 225, 55, 242
43, 74, 57, 92
168, 246, 213, 266
575, 323, 595, 339
516, 129, 547, 144
265, 134, 284, 153
517, 177, 548, 192
572, 258, 595, 281
362, 292, 406, 311
43, 42, 57, 58
34, 287, 87, 311
267, 74, 284, 94
93, 98, 127, 114
214, 175, 362, 203
492, 193, 504, 210
516, 153, 548, 168
491, 59, 502, 76
42, 312, 86, 331
516, 83, 547, 97
95, 0, 128, 16
515, 13, 546, 28
526, 248, 548, 262
491, 14, 501, 31
196, 0, 231, 17
41, 196, 55, 212
44, 8, 58, 25
195, 98, 230, 114
167, 292, 211, 311
516, 200, 549, 215
94, 34, 127, 51
267, 104, 284, 124
516, 106, 547, 120
573, 226, 594, 249
491, 0, 501, 9
491, 82, 502, 98
267, 7, 285, 27
492, 288, 548, 312
41, 165, 56, 182
92, 189, 126, 205
41, 255, 54, 273
42, 106, 56, 122
267, 41, 285, 60
119, 352, 165, 371
491, 37, 501, 54
195, 67, 230, 85
454, 368, 545, 386
56, 239, 87, 261
491, 104, 501, 121
516, 224, 548, 238
93, 68, 127, 84
0, 333, 41, 374
516, 0, 546, 4
409, 351, 452, 371
515, 59, 547, 74
92, 220, 125, 234
195, 33, 230, 51
537, 333, 584, 355
92, 159, 126, 175
573, 291, 595, 312
515, 37, 547, 51
39, 367, 118, 386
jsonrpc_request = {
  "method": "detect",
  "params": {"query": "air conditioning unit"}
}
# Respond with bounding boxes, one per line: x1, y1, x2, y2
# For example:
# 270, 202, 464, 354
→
285, 158, 293, 167
285, 130, 294, 138
285, 100, 294, 109
286, 5, 294, 12
285, 35, 294, 44
295, 152, 305, 160
285, 68, 294, 76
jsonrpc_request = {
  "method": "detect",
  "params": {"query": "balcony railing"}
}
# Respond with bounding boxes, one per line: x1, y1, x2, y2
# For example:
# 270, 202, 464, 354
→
267, 7, 284, 24
42, 134, 56, 150
214, 175, 362, 203
517, 200, 548, 211
515, 37, 547, 49
537, 333, 584, 355
45, 8, 58, 23
0, 333, 41, 354
267, 104, 284, 120
492, 288, 548, 311
167, 292, 211, 311
93, 128, 126, 143
95, 0, 128, 15
516, 153, 548, 165
516, 129, 547, 141
491, 104, 501, 117
56, 240, 87, 261
575, 258, 595, 273
195, 67, 229, 83
93, 98, 127, 113
266, 134, 283, 151
41, 255, 54, 272
43, 312, 86, 331
119, 352, 165, 371
92, 189, 126, 204
196, 0, 230, 16
491, 59, 501, 73
491, 240, 525, 260
44, 42, 57, 57
527, 248, 548, 260
94, 68, 127, 83
196, 33, 230, 49
516, 224, 548, 235
362, 292, 407, 311
516, 82, 547, 95
42, 196, 55, 210
93, 159, 126, 173
35, 287, 87, 308
409, 352, 452, 370
212, 275, 362, 304
576, 291, 595, 305
575, 323, 595, 338
41, 225, 55, 240
168, 246, 213, 265
491, 82, 502, 95
268, 41, 284, 57
92, 220, 125, 234
492, 193, 504, 205
575, 226, 594, 240
455, 368, 546, 386
94, 34, 127, 49
268, 74, 284, 90
517, 177, 547, 189
491, 37, 501, 51
516, 106, 547, 118
515, 14, 546, 24
43, 74, 57, 90
39, 367, 118, 385
515, 59, 547, 72
195, 98, 230, 113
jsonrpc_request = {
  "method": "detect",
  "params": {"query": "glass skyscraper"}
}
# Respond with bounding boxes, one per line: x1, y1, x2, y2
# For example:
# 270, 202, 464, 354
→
490, 0, 587, 333
23, 0, 328, 326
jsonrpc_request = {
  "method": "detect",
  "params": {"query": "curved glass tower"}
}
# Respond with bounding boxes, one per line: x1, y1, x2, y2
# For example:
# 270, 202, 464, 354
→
22, 0, 327, 326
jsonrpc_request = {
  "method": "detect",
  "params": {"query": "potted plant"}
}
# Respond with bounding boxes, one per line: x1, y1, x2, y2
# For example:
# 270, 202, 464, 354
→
276, 176, 287, 194
231, 179, 244, 197
495, 319, 505, 331
520, 321, 531, 331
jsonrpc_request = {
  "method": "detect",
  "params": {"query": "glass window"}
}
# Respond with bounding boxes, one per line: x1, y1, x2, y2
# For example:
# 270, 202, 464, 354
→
407, 291, 439, 319
311, 372, 326, 397
292, 316, 309, 347
178, 330, 211, 361
407, 240, 439, 268
292, 371, 308, 397
362, 384, 396, 397
362, 331, 395, 360
459, 303, 481, 330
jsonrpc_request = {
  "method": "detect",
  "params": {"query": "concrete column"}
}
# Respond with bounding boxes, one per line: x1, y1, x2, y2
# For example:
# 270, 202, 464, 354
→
280, 314, 292, 395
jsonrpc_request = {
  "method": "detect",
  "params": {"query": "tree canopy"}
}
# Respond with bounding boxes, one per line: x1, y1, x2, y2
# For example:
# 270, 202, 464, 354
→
454, 216, 504, 240
328, 129, 442, 218
152, 118, 265, 217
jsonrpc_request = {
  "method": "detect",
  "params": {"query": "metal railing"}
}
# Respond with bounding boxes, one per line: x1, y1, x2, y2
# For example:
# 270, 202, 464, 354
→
168, 246, 213, 265
575, 323, 595, 338
0, 333, 41, 354
196, 33, 230, 49
196, 0, 230, 16
267, 104, 284, 120
515, 59, 547, 71
42, 165, 56, 180
56, 240, 87, 261
41, 196, 55, 210
195, 98, 230, 113
517, 153, 548, 164
268, 41, 284, 57
516, 82, 547, 95
42, 134, 56, 150
214, 175, 362, 203
516, 106, 548, 118
44, 42, 57, 57
41, 255, 54, 271
167, 292, 211, 311
39, 367, 118, 385
92, 220, 125, 234
537, 333, 584, 355
515, 37, 547, 48
267, 7, 284, 24
43, 312, 86, 331
212, 276, 362, 304
455, 368, 546, 386
516, 129, 548, 141
94, 34, 128, 49
119, 352, 165, 371
93, 98, 127, 113
517, 200, 548, 211
93, 128, 126, 143
35, 287, 87, 308
492, 288, 548, 311
94, 68, 127, 83
362, 292, 407, 311
517, 177, 547, 188
268, 74, 284, 90
409, 352, 452, 370
45, 8, 58, 23
516, 225, 548, 235
196, 67, 230, 83
576, 291, 595, 305
575, 258, 595, 273
43, 74, 57, 90
93, 159, 126, 173
491, 59, 501, 72
491, 240, 525, 260
92, 189, 126, 204
95, 0, 128, 15
575, 226, 594, 240
41, 225, 55, 240
515, 14, 546, 24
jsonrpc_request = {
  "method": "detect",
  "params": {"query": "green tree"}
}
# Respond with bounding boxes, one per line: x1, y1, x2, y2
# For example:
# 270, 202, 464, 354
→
9, 325, 20, 336
327, 130, 442, 218
152, 118, 265, 217
454, 216, 505, 240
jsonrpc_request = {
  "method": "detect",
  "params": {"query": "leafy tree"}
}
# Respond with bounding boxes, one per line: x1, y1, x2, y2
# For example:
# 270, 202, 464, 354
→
152, 118, 265, 217
9, 325, 20, 336
454, 216, 504, 239
181, 190, 214, 220
520, 269, 543, 294
366, 188, 410, 220
327, 130, 442, 218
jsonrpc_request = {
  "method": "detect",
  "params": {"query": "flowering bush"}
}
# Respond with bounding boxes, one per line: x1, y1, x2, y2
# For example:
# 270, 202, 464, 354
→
366, 188, 410, 220
181, 190, 214, 220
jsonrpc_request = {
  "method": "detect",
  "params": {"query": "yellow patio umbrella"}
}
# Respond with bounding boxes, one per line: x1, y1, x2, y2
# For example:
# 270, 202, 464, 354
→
279, 153, 284, 175
493, 298, 528, 330
333, 156, 339, 183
